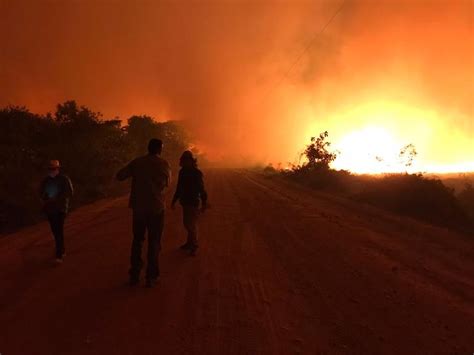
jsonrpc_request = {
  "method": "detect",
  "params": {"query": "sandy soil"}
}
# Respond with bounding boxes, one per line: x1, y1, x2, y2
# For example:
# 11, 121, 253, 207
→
1, 169, 473, 355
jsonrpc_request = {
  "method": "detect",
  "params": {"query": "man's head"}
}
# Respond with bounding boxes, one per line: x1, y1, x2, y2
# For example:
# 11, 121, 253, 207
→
148, 139, 163, 155
48, 160, 61, 177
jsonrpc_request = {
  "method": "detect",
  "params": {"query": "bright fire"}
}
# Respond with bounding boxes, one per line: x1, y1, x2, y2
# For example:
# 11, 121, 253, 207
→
332, 126, 407, 174
302, 100, 474, 174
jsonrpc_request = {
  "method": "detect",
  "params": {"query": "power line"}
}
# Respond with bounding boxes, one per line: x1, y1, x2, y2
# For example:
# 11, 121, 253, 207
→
264, 0, 347, 98
236, 1, 347, 144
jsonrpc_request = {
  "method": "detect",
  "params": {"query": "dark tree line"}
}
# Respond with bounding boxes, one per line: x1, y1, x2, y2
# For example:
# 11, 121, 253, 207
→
0, 101, 190, 232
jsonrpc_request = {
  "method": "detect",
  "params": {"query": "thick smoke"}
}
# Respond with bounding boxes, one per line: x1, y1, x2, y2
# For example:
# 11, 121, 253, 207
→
1, 0, 472, 167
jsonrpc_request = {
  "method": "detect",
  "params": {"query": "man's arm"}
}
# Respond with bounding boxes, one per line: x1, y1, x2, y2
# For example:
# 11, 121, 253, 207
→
65, 176, 74, 198
116, 160, 134, 181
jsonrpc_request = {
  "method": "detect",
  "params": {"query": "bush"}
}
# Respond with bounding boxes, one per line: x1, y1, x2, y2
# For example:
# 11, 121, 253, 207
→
263, 164, 278, 175
458, 183, 474, 222
355, 174, 470, 228
283, 131, 472, 232
285, 165, 354, 193
302, 131, 338, 169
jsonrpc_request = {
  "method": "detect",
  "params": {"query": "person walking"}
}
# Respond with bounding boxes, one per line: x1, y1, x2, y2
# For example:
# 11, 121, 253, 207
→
116, 139, 171, 287
171, 150, 208, 256
39, 160, 74, 263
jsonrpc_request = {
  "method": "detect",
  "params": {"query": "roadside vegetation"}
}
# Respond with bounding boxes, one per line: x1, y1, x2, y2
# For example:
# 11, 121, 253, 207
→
0, 101, 191, 233
265, 131, 474, 233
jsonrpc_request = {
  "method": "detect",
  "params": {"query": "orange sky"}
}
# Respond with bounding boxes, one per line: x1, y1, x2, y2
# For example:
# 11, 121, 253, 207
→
1, 0, 473, 172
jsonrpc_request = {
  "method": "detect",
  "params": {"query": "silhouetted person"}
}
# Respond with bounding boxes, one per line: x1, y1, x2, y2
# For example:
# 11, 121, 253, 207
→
39, 160, 74, 263
172, 151, 208, 256
116, 139, 171, 287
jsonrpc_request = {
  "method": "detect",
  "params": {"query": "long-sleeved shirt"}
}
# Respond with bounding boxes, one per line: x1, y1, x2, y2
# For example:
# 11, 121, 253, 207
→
39, 174, 74, 214
172, 167, 208, 207
116, 154, 171, 214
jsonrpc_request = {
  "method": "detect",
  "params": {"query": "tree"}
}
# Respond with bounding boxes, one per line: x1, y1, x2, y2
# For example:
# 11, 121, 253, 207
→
458, 182, 474, 221
124, 115, 162, 155
302, 131, 338, 169
0, 101, 192, 232
55, 100, 101, 127
124, 116, 189, 162
399, 143, 417, 169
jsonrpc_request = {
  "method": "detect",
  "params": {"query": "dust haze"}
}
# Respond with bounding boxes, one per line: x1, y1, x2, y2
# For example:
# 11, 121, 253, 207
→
1, 0, 472, 167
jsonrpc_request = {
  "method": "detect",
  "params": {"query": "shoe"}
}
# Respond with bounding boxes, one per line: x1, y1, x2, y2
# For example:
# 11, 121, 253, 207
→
55, 258, 64, 264
180, 243, 191, 250
189, 247, 198, 257
145, 277, 159, 288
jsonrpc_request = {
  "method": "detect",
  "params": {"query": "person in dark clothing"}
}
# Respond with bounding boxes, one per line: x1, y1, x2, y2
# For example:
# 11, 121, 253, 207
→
172, 150, 208, 256
116, 139, 171, 287
39, 160, 74, 263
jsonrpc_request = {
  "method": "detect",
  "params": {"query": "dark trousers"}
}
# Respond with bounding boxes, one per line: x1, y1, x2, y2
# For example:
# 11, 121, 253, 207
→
47, 212, 66, 258
182, 205, 199, 249
130, 210, 165, 281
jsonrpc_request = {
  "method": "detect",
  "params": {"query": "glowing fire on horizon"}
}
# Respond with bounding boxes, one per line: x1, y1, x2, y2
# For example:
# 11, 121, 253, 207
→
332, 126, 408, 174
301, 100, 474, 175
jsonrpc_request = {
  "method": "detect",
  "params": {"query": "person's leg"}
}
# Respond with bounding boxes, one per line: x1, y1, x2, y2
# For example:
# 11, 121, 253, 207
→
179, 206, 191, 250
181, 206, 192, 248
47, 213, 57, 256
48, 213, 64, 259
130, 212, 146, 283
56, 212, 66, 258
146, 210, 164, 282
183, 205, 199, 251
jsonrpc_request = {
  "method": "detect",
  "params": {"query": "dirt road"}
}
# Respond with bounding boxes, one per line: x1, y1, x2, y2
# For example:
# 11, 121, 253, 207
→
1, 170, 473, 355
